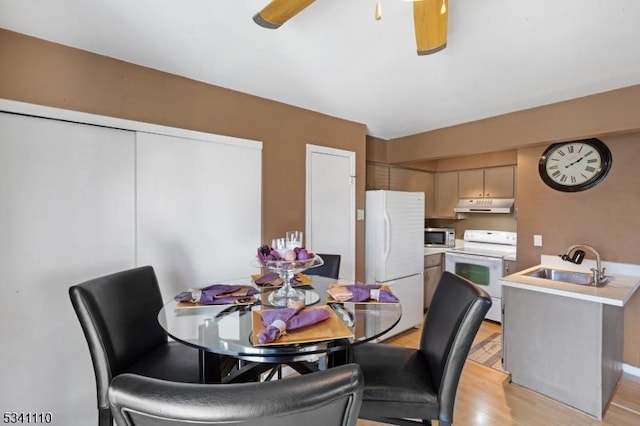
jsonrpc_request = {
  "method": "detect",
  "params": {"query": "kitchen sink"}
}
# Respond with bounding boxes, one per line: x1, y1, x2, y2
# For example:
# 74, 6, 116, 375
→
523, 267, 606, 286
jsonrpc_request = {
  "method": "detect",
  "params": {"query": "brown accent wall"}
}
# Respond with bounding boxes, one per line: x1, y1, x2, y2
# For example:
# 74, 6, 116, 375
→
516, 135, 640, 268
365, 135, 388, 163
0, 29, 368, 279
435, 150, 517, 172
386, 85, 640, 162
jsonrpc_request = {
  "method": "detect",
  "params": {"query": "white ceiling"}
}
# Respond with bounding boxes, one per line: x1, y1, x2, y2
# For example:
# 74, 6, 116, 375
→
2, 0, 640, 139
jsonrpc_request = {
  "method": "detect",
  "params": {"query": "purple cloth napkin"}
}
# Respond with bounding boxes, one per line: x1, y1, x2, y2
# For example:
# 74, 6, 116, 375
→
174, 284, 259, 305
254, 273, 280, 285
258, 306, 330, 344
348, 284, 399, 303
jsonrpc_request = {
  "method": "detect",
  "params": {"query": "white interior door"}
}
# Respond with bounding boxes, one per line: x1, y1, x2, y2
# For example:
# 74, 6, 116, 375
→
305, 145, 356, 280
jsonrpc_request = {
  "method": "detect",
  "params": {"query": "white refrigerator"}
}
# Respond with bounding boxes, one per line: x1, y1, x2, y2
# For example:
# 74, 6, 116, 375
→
365, 190, 425, 338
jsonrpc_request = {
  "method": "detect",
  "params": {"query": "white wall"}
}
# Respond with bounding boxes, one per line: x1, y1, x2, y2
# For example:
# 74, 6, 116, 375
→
0, 100, 262, 425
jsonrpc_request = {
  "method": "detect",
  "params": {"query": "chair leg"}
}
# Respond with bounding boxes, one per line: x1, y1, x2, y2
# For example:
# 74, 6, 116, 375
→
98, 408, 112, 426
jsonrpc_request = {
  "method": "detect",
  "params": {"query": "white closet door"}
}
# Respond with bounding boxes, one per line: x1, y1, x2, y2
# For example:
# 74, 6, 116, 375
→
136, 132, 262, 300
0, 112, 136, 425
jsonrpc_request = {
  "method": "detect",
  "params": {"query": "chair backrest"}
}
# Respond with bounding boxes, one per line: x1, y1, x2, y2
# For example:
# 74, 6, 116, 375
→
305, 253, 341, 279
69, 266, 167, 411
108, 364, 363, 426
419, 271, 492, 423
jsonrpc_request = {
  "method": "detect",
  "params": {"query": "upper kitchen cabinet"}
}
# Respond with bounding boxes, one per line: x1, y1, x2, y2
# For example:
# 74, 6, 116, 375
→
366, 162, 391, 190
366, 163, 435, 217
458, 166, 514, 198
435, 171, 459, 218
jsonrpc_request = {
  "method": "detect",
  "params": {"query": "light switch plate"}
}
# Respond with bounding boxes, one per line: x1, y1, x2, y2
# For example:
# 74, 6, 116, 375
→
357, 209, 365, 221
533, 235, 543, 247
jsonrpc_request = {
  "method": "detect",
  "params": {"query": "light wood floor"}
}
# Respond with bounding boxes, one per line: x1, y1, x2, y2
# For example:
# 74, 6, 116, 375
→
357, 321, 640, 426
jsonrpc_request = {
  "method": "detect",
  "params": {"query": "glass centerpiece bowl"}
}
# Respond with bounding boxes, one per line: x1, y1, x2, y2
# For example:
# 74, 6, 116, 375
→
253, 254, 324, 307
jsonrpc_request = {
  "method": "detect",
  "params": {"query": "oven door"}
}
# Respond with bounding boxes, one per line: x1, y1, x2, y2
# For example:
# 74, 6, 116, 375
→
444, 252, 503, 323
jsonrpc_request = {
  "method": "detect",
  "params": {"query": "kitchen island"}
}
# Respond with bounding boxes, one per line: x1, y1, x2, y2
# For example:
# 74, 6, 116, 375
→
500, 256, 640, 420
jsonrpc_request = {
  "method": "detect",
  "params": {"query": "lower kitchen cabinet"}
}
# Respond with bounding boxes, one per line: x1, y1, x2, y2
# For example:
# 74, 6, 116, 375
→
502, 285, 623, 420
424, 253, 443, 310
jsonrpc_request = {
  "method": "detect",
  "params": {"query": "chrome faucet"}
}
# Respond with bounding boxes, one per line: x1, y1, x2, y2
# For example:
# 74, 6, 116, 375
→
560, 244, 608, 286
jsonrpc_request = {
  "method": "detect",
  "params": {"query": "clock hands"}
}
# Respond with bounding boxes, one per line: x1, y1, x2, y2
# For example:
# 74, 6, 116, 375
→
565, 155, 585, 168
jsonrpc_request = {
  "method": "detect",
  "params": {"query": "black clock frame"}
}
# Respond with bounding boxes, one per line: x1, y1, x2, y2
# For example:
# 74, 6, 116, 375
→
538, 138, 612, 192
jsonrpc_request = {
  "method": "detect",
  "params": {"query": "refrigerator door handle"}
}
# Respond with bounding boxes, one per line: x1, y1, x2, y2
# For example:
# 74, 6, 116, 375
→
382, 209, 391, 260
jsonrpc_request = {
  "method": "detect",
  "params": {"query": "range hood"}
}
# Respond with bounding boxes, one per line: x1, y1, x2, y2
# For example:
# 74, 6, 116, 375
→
454, 198, 514, 214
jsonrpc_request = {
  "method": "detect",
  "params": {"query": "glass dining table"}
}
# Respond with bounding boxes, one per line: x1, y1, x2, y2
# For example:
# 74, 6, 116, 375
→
158, 275, 402, 383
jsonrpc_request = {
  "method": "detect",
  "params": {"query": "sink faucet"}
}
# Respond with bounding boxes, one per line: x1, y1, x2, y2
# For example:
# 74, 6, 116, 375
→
560, 244, 608, 286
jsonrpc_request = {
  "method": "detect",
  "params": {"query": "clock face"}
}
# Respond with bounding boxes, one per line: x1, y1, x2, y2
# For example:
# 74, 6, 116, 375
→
539, 138, 612, 192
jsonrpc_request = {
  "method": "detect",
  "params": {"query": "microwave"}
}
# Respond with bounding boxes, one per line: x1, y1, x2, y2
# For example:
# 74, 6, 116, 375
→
424, 227, 456, 248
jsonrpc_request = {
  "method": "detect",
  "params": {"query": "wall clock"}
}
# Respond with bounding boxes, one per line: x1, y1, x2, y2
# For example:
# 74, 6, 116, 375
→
538, 138, 612, 192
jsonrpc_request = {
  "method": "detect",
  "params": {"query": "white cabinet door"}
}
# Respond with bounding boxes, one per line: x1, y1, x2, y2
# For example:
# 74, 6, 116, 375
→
136, 132, 262, 300
435, 171, 458, 218
0, 112, 136, 425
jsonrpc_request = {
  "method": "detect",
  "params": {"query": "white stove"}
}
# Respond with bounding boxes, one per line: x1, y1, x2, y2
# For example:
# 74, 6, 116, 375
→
445, 230, 517, 323
448, 230, 517, 258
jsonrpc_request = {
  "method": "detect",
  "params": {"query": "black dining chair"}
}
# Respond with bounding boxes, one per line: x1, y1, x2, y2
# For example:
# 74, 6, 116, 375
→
69, 265, 237, 426
353, 271, 492, 426
108, 363, 364, 426
305, 253, 341, 279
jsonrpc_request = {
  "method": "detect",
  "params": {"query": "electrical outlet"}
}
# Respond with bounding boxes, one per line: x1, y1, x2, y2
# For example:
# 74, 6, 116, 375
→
533, 235, 543, 247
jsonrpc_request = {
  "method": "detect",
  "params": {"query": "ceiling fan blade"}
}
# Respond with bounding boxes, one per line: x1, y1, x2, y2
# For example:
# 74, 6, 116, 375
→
253, 0, 316, 29
413, 0, 448, 55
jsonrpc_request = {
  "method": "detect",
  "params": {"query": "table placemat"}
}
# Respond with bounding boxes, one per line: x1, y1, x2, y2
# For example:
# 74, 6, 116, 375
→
326, 284, 398, 304
251, 306, 353, 346
174, 284, 258, 309
174, 297, 257, 309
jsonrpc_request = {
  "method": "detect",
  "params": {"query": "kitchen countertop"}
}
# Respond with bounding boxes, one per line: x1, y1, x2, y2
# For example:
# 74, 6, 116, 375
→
500, 256, 640, 307
424, 247, 452, 256
424, 239, 465, 256
424, 240, 517, 262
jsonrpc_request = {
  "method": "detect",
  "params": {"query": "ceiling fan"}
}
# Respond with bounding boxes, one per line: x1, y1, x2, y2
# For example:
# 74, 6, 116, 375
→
253, 0, 449, 56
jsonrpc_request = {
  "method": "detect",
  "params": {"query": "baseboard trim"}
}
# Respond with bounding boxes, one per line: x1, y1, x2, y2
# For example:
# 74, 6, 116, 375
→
623, 363, 640, 377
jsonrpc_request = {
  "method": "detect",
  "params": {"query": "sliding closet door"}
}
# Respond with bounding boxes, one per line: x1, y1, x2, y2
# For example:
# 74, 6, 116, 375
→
136, 132, 262, 299
0, 112, 136, 425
